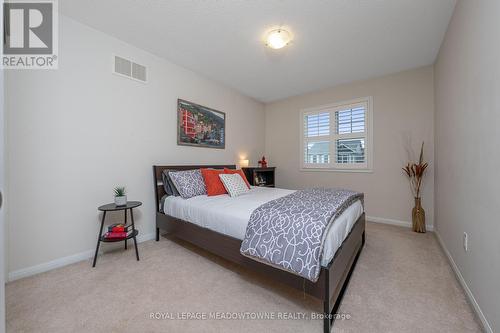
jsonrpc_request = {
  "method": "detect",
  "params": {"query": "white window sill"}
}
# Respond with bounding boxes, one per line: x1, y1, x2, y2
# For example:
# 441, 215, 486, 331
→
299, 167, 373, 173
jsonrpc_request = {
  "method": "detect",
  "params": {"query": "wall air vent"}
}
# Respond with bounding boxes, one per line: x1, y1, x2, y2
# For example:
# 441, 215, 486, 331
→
113, 55, 147, 83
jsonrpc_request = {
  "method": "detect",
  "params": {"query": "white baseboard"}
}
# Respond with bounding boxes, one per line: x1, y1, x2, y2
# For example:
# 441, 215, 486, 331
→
434, 231, 492, 333
8, 232, 156, 282
366, 215, 434, 231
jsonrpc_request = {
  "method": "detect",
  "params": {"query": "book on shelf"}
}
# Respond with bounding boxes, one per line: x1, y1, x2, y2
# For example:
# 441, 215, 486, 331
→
104, 230, 134, 239
107, 223, 133, 233
104, 232, 126, 239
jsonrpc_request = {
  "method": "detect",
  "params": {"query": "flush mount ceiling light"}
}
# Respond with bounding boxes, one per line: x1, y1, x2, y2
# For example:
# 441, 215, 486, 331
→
265, 29, 292, 49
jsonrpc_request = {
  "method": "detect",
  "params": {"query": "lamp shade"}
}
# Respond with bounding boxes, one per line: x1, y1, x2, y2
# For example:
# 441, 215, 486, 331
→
239, 159, 249, 168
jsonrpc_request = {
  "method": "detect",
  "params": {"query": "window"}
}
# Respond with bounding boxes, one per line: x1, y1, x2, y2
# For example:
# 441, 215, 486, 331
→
300, 97, 373, 171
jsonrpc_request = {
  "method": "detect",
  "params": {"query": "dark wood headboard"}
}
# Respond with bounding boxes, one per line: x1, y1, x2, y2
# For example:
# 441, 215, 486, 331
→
153, 165, 236, 212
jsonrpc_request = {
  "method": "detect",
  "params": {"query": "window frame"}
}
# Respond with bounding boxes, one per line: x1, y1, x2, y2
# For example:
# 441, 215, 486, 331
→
299, 97, 373, 173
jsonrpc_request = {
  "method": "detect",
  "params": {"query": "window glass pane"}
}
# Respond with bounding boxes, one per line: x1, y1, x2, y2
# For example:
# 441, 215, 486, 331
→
305, 141, 330, 164
335, 106, 365, 134
305, 112, 330, 137
336, 138, 365, 164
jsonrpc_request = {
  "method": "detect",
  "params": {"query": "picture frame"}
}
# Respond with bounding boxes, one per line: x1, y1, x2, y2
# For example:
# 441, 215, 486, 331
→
177, 99, 226, 149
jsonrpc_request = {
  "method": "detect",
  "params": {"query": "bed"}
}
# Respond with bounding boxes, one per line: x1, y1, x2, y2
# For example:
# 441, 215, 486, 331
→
153, 165, 365, 333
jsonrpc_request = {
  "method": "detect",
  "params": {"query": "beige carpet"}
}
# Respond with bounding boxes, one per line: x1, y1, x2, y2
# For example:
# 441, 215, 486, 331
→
6, 223, 481, 333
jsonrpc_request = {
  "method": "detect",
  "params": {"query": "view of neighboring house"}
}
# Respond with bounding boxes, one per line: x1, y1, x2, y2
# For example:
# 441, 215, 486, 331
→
336, 139, 365, 163
306, 140, 364, 164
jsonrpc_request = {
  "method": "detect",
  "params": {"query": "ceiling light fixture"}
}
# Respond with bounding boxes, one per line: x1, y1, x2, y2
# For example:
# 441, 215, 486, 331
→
265, 29, 292, 49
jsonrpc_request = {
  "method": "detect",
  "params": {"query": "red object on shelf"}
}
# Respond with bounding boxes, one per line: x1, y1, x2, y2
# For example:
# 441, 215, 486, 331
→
258, 156, 267, 168
104, 232, 127, 239
111, 226, 125, 232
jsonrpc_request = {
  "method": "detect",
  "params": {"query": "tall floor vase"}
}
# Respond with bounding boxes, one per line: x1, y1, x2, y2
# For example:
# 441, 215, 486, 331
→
412, 197, 426, 233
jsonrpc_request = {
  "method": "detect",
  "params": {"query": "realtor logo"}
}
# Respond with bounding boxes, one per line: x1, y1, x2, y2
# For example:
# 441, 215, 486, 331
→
2, 0, 58, 69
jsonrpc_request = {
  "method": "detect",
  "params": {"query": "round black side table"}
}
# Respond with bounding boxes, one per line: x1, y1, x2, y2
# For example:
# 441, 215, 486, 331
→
92, 201, 142, 267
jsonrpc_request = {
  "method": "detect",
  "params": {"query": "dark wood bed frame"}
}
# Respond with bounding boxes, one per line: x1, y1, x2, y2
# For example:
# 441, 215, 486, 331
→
153, 165, 365, 333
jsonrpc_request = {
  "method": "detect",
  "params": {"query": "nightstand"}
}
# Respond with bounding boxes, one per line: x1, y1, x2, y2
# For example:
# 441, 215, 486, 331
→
92, 201, 141, 267
242, 167, 276, 187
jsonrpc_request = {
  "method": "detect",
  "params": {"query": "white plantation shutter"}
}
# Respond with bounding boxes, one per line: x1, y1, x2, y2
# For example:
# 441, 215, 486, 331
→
300, 97, 372, 171
335, 106, 365, 134
305, 112, 330, 137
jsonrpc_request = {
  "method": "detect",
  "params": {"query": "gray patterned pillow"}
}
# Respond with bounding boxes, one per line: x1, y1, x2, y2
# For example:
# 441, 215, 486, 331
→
162, 169, 180, 196
219, 173, 250, 197
168, 169, 207, 199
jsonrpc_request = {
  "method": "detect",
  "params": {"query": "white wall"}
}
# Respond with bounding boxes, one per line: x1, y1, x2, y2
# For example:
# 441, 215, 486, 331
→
5, 16, 265, 275
0, 67, 5, 333
265, 67, 435, 228
0, 3, 6, 329
434, 0, 499, 331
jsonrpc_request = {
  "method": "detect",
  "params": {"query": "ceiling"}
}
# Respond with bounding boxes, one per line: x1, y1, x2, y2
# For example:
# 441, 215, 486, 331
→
60, 0, 456, 103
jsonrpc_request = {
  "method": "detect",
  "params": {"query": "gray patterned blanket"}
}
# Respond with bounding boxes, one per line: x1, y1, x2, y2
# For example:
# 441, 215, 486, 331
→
240, 188, 363, 282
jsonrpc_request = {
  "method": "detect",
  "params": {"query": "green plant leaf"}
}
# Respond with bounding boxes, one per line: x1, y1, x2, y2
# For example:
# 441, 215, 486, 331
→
113, 186, 126, 197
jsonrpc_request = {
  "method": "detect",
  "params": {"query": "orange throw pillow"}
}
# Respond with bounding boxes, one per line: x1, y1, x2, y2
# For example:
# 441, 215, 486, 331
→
201, 169, 227, 196
224, 168, 251, 189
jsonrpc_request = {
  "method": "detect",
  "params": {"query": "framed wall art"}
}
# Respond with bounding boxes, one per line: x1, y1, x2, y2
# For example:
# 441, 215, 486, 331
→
177, 99, 225, 149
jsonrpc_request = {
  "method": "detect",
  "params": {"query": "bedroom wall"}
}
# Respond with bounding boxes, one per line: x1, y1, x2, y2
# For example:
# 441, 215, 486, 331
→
264, 66, 435, 228
434, 0, 499, 331
4, 16, 265, 276
0, 69, 5, 333
0, 3, 6, 326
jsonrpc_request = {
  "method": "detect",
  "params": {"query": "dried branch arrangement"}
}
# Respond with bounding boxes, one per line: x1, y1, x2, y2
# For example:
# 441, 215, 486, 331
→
402, 142, 428, 198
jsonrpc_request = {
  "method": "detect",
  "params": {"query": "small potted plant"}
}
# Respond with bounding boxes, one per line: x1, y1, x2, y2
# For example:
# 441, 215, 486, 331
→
114, 186, 127, 206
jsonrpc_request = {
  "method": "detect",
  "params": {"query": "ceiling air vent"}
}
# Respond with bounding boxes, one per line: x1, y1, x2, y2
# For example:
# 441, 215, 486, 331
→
113, 55, 147, 83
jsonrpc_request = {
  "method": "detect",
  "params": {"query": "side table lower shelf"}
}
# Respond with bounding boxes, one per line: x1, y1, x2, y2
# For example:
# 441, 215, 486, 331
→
100, 229, 138, 243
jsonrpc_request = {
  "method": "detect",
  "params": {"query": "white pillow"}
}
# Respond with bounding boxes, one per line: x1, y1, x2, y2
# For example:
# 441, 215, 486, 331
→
219, 173, 250, 197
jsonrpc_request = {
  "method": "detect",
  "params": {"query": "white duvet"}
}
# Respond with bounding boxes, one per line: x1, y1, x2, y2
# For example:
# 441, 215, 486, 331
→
163, 186, 363, 267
